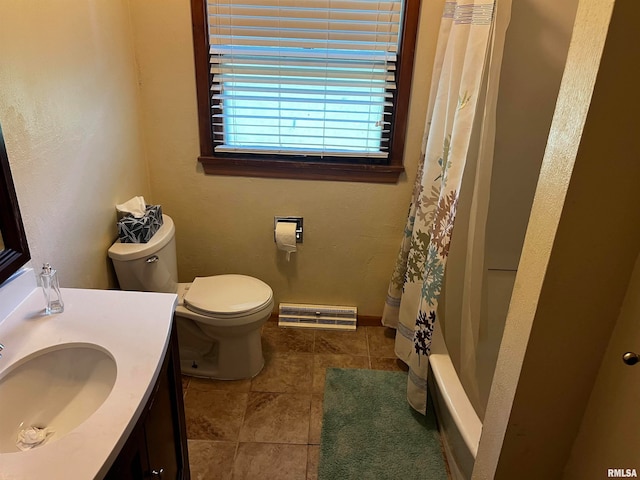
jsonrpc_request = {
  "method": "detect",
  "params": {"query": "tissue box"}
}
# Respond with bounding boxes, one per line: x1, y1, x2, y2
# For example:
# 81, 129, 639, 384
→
117, 205, 163, 243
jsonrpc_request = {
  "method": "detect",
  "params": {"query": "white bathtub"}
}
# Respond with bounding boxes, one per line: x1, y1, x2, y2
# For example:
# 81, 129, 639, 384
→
428, 325, 482, 480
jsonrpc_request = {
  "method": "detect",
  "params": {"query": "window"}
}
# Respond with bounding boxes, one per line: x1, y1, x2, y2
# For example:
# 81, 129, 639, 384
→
191, 0, 420, 182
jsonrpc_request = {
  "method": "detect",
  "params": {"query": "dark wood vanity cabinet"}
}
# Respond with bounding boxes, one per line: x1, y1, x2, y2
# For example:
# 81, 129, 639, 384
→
105, 320, 190, 480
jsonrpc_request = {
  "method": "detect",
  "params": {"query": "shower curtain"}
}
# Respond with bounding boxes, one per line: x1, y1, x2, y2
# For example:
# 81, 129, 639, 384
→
382, 0, 509, 413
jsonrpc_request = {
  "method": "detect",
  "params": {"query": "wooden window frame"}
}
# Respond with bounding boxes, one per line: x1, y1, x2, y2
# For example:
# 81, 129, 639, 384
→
190, 0, 420, 183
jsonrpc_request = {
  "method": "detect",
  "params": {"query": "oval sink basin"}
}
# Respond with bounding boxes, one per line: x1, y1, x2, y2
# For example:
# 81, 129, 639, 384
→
0, 344, 117, 453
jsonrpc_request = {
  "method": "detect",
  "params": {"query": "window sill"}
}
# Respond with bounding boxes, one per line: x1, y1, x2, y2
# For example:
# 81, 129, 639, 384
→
198, 156, 404, 183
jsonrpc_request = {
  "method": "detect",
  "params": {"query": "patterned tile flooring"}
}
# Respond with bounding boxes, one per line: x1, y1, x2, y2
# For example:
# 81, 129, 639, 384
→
182, 323, 406, 480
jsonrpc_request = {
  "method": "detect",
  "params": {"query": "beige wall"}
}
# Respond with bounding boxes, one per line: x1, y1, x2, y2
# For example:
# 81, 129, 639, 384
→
129, 0, 445, 316
486, 0, 579, 271
476, 0, 578, 415
475, 0, 640, 477
0, 0, 149, 289
0, 0, 446, 308
442, 0, 578, 420
563, 251, 640, 478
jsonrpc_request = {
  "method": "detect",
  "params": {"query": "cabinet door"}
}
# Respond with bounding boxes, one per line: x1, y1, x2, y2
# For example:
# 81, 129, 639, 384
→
104, 320, 189, 480
144, 355, 179, 479
104, 427, 149, 480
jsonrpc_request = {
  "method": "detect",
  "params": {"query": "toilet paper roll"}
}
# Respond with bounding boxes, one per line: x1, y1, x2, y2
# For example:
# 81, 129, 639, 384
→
275, 222, 297, 261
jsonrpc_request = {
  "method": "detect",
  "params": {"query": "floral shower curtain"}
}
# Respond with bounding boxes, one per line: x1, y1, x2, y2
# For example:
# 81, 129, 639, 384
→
382, 0, 506, 413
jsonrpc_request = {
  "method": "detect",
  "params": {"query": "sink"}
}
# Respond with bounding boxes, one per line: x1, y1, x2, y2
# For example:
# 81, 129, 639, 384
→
0, 344, 117, 453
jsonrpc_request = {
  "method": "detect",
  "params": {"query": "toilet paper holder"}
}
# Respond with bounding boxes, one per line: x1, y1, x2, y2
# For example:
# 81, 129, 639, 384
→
274, 216, 303, 243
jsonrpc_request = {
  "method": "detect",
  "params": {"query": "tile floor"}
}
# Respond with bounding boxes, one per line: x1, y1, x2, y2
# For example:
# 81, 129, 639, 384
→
182, 322, 407, 480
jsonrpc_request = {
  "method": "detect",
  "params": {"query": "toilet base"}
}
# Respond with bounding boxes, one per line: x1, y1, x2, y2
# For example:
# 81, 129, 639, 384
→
175, 314, 268, 380
180, 355, 265, 380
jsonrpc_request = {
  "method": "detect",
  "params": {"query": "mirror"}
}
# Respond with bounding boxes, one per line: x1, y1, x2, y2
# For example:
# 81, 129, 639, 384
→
0, 121, 30, 285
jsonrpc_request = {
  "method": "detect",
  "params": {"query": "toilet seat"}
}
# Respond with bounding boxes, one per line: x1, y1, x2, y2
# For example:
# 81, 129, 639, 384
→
184, 274, 273, 319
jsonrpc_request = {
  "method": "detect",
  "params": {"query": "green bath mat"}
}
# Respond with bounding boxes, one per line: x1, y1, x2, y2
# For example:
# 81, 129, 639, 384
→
319, 368, 447, 480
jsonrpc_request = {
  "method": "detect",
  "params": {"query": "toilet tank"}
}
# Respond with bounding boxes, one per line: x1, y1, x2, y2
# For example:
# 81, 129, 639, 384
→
107, 214, 178, 293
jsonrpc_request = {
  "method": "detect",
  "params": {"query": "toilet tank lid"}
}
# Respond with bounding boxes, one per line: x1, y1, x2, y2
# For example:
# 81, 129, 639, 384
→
107, 214, 175, 261
185, 275, 273, 315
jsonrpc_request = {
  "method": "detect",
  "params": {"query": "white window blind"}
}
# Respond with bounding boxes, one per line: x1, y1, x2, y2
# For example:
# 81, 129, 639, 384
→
206, 0, 405, 160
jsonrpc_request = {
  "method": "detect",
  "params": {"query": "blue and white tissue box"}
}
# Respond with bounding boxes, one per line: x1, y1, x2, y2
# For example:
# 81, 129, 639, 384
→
117, 205, 163, 243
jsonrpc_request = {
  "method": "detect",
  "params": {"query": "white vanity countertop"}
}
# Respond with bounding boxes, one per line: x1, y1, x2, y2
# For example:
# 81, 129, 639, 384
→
0, 285, 177, 480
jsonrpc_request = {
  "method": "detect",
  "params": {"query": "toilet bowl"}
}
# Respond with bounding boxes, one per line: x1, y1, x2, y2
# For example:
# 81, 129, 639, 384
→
176, 276, 273, 379
107, 214, 273, 380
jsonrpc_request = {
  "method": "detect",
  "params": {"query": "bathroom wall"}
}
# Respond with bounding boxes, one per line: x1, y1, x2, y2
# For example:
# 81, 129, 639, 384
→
128, 0, 445, 316
443, 0, 578, 419
0, 0, 149, 289
473, 0, 579, 416
485, 0, 581, 271
441, 0, 579, 420
475, 0, 640, 475
0, 0, 447, 311
563, 251, 640, 478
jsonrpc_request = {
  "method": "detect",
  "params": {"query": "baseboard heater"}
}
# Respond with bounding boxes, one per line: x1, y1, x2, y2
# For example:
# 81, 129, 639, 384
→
278, 303, 357, 331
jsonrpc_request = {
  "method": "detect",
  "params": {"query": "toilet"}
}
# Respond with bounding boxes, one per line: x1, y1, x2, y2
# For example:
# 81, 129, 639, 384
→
107, 214, 274, 380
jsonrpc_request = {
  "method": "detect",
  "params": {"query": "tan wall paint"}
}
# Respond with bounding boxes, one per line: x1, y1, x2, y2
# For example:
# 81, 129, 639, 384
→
475, 0, 640, 477
563, 251, 640, 478
129, 0, 445, 316
0, 0, 149, 288
442, 0, 578, 421
486, 0, 578, 271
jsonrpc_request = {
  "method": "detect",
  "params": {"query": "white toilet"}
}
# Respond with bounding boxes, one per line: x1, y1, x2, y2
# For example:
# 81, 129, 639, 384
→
107, 214, 274, 380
